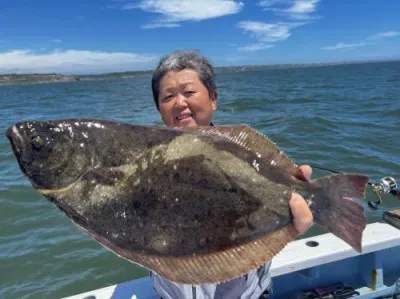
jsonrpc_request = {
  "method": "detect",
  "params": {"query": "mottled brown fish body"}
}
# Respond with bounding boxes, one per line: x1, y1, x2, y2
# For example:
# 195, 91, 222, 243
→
6, 119, 369, 284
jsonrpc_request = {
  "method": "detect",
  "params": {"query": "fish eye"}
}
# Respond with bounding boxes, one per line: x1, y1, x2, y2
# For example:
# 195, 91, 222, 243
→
31, 135, 44, 150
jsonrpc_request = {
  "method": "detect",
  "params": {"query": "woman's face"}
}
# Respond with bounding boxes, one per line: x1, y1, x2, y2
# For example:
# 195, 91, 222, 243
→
157, 69, 217, 128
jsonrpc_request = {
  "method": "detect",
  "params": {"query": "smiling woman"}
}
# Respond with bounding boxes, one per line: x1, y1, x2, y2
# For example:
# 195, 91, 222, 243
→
148, 49, 314, 299
157, 68, 217, 127
151, 50, 218, 127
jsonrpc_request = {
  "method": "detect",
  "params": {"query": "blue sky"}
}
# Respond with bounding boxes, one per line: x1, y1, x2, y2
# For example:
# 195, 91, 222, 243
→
1, 0, 399, 74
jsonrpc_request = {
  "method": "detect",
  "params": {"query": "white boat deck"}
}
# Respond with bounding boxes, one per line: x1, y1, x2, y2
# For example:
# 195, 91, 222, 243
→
64, 222, 400, 299
271, 222, 400, 276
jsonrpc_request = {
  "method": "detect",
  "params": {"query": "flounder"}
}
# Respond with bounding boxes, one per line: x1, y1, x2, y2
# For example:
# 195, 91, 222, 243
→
6, 119, 369, 284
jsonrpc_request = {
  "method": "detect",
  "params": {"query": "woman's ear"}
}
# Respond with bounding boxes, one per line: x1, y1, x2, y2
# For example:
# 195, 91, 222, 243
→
211, 90, 217, 111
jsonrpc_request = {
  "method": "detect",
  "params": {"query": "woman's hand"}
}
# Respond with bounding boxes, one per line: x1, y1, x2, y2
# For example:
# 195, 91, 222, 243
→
290, 165, 314, 235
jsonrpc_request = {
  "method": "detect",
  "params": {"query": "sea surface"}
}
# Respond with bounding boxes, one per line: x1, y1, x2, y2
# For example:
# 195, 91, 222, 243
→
1, 61, 399, 298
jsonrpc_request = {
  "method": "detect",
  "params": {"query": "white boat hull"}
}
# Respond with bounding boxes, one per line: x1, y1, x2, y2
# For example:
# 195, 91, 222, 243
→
64, 222, 400, 299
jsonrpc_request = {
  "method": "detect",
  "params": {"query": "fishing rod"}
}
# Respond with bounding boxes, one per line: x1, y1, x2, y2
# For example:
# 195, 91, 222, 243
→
309, 165, 400, 211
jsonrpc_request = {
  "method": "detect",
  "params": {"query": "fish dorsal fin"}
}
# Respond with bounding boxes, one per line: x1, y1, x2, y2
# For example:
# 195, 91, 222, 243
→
91, 223, 297, 284
186, 125, 307, 181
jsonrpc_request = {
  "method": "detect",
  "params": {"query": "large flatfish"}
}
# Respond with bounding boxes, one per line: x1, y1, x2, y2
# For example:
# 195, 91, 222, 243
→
6, 119, 369, 284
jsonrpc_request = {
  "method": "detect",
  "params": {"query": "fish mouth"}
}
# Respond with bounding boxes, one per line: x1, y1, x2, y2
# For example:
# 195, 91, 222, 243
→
6, 124, 34, 171
6, 125, 24, 157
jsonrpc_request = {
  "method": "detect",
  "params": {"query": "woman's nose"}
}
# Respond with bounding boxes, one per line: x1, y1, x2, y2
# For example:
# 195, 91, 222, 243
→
174, 94, 188, 108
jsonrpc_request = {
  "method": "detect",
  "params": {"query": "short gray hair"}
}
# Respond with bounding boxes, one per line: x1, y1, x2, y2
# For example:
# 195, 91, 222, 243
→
151, 49, 216, 109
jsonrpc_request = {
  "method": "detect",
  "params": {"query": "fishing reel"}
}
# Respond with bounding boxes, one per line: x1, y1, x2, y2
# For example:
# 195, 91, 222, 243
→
308, 165, 399, 211
368, 177, 400, 210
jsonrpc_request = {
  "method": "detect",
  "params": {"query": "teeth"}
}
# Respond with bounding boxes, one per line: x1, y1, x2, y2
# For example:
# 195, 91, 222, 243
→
177, 114, 192, 120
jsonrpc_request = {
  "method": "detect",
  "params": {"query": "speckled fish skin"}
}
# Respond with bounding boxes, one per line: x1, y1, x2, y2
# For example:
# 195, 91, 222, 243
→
6, 119, 292, 254
6, 118, 369, 284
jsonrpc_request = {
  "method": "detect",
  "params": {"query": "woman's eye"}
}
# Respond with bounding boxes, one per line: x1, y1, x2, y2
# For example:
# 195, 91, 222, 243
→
161, 95, 173, 102
184, 91, 195, 97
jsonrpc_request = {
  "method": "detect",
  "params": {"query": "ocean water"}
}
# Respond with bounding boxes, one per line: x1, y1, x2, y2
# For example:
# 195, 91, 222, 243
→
1, 61, 399, 298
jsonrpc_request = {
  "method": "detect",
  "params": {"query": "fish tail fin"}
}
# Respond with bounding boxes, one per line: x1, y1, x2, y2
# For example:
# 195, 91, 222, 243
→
310, 174, 369, 252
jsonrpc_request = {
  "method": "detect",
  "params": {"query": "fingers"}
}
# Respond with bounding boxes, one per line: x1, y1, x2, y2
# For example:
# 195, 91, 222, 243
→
298, 165, 312, 180
290, 193, 314, 236
295, 164, 312, 182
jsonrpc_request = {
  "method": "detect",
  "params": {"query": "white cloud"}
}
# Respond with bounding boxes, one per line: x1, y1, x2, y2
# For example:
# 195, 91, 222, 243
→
52, 39, 62, 43
259, 0, 320, 20
238, 43, 274, 52
321, 42, 367, 51
238, 21, 303, 42
285, 0, 318, 14
123, 0, 244, 28
322, 30, 399, 51
141, 22, 180, 29
370, 31, 400, 39
259, 0, 289, 7
245, 1, 319, 52
0, 49, 159, 74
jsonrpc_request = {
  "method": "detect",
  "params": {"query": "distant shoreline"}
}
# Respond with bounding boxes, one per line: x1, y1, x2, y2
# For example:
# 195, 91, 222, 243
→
1, 59, 399, 86
0, 73, 80, 86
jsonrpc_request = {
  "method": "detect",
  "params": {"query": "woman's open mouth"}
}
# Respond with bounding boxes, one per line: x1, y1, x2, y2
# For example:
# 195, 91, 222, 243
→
175, 113, 193, 123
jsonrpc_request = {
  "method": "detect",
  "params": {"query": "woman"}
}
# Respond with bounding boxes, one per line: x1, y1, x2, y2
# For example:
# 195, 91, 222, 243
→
150, 49, 313, 299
